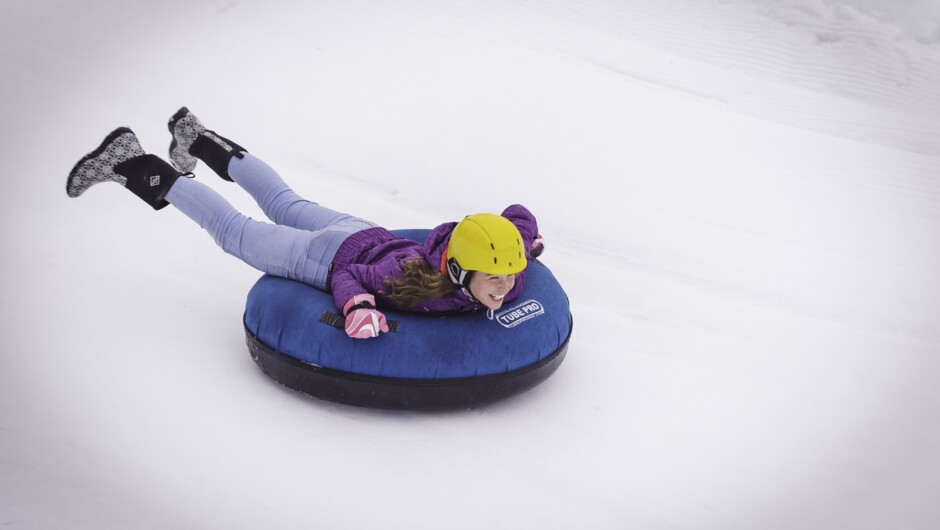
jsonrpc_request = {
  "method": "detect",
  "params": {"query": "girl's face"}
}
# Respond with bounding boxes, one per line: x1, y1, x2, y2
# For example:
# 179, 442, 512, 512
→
469, 272, 516, 311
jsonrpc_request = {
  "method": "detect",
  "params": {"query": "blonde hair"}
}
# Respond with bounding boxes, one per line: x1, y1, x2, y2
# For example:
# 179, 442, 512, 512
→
382, 258, 458, 308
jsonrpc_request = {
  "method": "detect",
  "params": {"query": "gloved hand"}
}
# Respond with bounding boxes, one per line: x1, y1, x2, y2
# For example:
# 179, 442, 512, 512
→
530, 234, 545, 258
343, 294, 389, 339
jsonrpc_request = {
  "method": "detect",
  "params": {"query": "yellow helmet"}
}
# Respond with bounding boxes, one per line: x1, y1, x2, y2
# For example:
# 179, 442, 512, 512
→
446, 213, 527, 287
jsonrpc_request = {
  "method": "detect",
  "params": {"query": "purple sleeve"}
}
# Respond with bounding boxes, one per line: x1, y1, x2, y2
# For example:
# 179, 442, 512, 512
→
501, 204, 539, 253
331, 259, 405, 312
330, 267, 365, 313
500, 204, 540, 304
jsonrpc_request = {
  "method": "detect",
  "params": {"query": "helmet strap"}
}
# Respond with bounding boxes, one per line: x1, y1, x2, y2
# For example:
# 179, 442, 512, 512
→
462, 287, 480, 304
446, 257, 473, 288
445, 257, 482, 302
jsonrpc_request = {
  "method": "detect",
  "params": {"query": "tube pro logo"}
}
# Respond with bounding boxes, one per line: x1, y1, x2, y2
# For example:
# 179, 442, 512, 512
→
495, 299, 545, 329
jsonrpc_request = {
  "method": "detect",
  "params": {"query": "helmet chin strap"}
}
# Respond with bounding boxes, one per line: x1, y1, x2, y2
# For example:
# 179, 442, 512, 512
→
462, 286, 480, 304
463, 286, 495, 320
444, 252, 484, 306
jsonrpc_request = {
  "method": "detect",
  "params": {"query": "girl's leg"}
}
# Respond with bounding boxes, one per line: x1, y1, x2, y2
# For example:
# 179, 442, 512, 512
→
66, 125, 351, 290
168, 107, 376, 233
165, 177, 351, 290
226, 153, 377, 234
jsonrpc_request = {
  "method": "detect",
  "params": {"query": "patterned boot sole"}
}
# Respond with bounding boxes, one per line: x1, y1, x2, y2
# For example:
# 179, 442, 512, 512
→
66, 127, 145, 198
167, 106, 205, 173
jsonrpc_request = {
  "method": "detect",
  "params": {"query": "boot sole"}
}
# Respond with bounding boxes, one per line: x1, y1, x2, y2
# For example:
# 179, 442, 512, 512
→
167, 106, 199, 172
66, 126, 137, 198
168, 106, 190, 128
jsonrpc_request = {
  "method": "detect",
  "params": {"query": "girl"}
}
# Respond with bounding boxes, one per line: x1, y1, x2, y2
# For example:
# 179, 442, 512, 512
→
66, 108, 543, 339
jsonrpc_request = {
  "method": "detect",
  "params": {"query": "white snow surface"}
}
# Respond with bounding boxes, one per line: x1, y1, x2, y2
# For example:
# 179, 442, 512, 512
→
2, 0, 939, 528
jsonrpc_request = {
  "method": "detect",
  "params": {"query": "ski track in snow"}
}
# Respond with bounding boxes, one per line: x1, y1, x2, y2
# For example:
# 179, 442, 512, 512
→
2, 0, 940, 529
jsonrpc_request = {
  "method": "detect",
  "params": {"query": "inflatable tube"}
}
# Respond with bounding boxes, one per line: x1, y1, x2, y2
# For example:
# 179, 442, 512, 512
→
244, 229, 572, 410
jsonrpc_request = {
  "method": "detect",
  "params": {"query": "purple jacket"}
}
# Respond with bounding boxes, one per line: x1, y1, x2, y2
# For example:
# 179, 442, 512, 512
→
328, 204, 540, 314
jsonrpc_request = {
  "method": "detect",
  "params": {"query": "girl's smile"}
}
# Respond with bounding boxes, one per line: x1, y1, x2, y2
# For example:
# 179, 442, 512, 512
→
469, 273, 516, 310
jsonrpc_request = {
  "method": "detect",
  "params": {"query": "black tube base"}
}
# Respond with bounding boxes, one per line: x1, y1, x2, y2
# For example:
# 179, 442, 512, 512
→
244, 321, 571, 411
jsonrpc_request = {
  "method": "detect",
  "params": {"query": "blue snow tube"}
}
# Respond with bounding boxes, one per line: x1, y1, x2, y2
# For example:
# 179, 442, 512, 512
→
243, 229, 572, 410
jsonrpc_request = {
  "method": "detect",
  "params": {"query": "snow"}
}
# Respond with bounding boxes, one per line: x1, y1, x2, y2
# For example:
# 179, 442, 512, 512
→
2, 0, 938, 528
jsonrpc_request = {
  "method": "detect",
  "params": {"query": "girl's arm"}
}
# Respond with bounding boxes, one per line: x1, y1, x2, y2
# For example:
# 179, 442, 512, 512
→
330, 260, 403, 314
501, 204, 542, 258
330, 263, 399, 339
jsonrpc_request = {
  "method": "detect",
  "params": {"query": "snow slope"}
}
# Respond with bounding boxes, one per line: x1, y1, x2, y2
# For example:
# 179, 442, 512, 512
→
2, 0, 938, 528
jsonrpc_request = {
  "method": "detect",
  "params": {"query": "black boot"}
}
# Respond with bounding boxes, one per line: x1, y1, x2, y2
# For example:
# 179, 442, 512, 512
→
168, 106, 246, 181
67, 127, 185, 210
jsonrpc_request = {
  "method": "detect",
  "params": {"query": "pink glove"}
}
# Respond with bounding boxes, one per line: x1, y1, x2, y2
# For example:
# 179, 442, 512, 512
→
343, 294, 389, 339
530, 234, 544, 258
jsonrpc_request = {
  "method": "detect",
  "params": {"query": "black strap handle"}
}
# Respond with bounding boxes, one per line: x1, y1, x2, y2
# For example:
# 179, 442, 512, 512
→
319, 311, 399, 333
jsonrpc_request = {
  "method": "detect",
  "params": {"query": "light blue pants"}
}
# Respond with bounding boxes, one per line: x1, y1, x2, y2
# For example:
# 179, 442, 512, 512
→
164, 154, 377, 290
